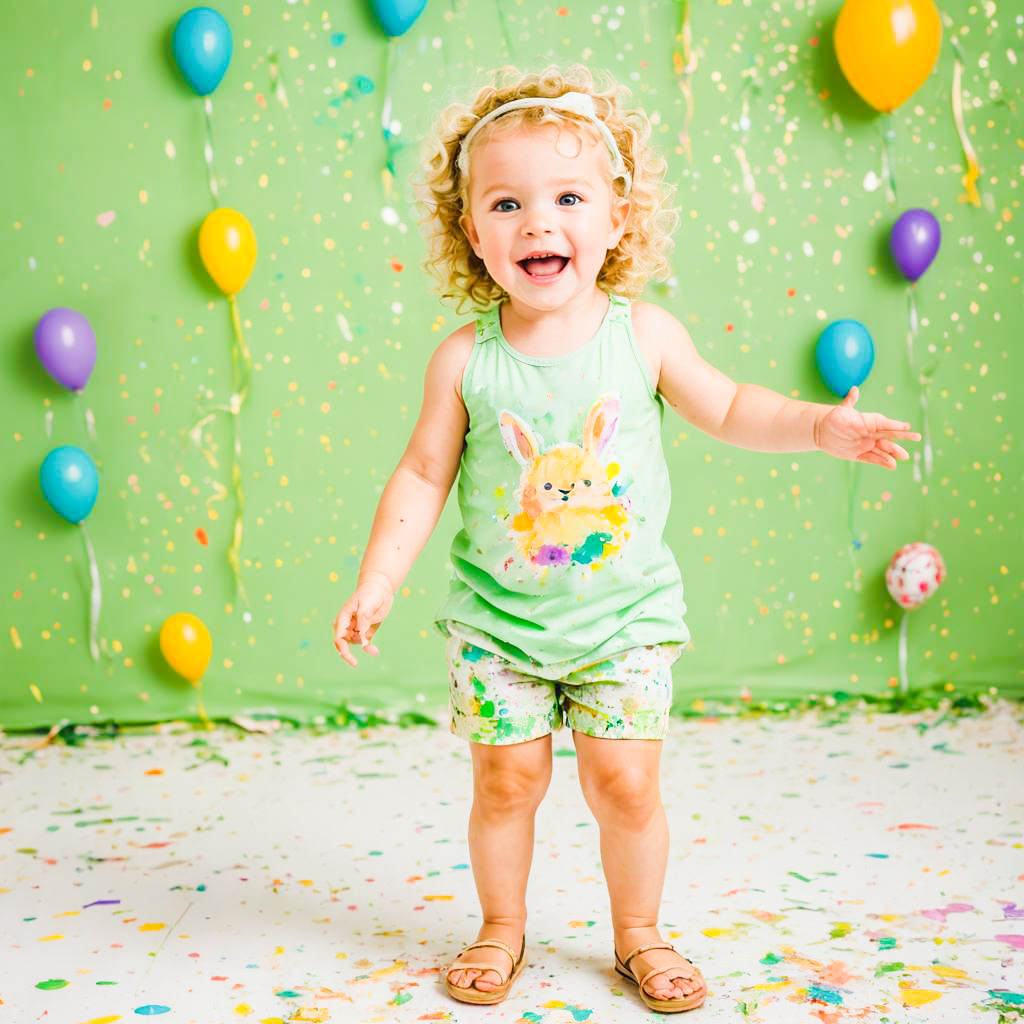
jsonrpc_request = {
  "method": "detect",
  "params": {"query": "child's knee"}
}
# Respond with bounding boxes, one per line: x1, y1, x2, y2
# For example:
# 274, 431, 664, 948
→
472, 740, 552, 809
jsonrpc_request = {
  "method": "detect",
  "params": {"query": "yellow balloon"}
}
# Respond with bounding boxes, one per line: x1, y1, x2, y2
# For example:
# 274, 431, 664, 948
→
834, 0, 941, 112
198, 208, 257, 295
160, 613, 213, 684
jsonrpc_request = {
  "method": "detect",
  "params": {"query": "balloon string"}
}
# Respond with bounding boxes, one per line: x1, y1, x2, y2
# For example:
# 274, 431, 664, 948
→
919, 371, 934, 479
380, 38, 404, 196
949, 37, 982, 208
195, 679, 213, 729
846, 459, 863, 551
226, 294, 252, 606
73, 392, 102, 464
44, 408, 53, 438
493, 0, 515, 59
202, 96, 219, 207
80, 523, 102, 662
905, 284, 919, 366
188, 297, 252, 603
672, 0, 696, 163
898, 609, 909, 694
878, 118, 897, 205
905, 284, 935, 483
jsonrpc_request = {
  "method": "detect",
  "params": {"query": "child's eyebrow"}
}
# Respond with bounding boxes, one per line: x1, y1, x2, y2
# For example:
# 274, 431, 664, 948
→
478, 178, 592, 199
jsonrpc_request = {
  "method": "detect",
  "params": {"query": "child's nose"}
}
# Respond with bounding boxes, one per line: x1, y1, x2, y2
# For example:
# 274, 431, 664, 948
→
521, 208, 553, 236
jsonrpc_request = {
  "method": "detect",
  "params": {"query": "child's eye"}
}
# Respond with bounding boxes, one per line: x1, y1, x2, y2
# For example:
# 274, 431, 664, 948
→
544, 482, 553, 490
493, 198, 519, 212
583, 479, 591, 486
557, 193, 582, 206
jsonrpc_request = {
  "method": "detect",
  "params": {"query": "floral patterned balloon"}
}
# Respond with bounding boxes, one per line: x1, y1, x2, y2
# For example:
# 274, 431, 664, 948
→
885, 543, 946, 608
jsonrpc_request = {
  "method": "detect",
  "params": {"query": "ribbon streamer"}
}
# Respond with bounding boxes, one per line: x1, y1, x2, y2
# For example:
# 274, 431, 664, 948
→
672, 0, 696, 163
949, 34, 981, 207
898, 609, 910, 693
266, 48, 290, 108
80, 522, 102, 662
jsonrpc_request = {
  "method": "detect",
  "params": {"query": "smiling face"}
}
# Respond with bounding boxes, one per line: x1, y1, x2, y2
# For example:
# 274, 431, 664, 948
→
461, 121, 630, 313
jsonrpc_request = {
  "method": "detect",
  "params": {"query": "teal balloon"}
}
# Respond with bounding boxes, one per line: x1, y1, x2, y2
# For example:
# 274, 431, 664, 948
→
172, 7, 232, 96
815, 319, 874, 397
40, 446, 99, 524
369, 0, 427, 36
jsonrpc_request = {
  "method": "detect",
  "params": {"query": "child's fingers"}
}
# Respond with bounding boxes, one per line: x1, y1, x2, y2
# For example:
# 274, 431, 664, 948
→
867, 414, 921, 440
335, 626, 360, 667
879, 439, 910, 461
859, 449, 897, 469
333, 602, 364, 666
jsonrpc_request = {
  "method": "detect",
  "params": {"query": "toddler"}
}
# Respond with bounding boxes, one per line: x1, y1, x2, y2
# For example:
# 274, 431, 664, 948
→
334, 65, 919, 1012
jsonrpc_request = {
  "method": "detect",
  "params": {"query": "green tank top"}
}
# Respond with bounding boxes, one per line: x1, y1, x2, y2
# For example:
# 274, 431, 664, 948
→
435, 292, 689, 676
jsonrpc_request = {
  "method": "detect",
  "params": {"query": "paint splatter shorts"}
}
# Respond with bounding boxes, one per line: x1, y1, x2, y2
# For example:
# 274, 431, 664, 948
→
445, 635, 683, 745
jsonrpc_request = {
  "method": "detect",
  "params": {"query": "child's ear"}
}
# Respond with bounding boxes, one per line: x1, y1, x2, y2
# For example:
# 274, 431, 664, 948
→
461, 212, 483, 258
606, 197, 631, 250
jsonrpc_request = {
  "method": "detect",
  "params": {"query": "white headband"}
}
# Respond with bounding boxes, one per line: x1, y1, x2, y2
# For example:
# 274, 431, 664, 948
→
457, 91, 632, 195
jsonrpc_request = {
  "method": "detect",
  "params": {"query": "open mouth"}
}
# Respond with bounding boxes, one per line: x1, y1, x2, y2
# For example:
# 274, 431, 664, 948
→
518, 253, 570, 279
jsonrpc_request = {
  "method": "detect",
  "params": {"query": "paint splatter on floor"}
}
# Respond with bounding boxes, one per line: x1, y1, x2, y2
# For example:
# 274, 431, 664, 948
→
2, 703, 1021, 1021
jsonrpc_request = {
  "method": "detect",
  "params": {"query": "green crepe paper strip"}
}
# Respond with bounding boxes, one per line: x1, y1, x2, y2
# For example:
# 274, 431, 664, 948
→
5, 689, 1021, 754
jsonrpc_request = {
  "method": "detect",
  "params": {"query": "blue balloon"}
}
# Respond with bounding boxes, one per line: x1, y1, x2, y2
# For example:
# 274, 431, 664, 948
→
369, 0, 427, 36
40, 446, 99, 524
172, 7, 233, 96
815, 319, 874, 397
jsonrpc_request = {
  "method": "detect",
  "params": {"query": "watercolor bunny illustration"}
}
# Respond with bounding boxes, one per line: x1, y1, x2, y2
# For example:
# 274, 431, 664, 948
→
498, 393, 631, 568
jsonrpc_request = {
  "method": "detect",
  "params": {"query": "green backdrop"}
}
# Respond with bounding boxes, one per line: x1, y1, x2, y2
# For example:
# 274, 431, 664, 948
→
2, 0, 1020, 730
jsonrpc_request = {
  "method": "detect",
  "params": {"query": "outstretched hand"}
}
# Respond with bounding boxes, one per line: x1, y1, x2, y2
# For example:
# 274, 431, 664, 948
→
333, 574, 394, 667
815, 386, 921, 469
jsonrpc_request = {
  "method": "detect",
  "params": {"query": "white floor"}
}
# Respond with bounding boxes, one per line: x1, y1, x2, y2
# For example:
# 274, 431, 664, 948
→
2, 702, 1023, 1024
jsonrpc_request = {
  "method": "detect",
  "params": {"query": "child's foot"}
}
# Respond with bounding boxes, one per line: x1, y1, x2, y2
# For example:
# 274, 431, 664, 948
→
614, 927, 705, 1002
446, 922, 524, 994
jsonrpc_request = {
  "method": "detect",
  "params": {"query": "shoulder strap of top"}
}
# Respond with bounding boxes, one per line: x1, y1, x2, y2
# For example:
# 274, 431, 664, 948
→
606, 292, 631, 321
475, 304, 501, 344
475, 295, 630, 343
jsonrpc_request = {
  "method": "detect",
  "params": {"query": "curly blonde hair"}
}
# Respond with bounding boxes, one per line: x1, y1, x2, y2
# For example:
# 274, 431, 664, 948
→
416, 65, 678, 313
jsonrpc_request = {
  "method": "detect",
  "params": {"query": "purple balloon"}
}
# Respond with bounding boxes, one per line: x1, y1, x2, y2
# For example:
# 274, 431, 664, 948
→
889, 209, 941, 282
34, 308, 97, 391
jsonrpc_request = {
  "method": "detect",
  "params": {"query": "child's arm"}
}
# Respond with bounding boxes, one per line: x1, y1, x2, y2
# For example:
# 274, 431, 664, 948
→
636, 303, 920, 467
333, 325, 474, 666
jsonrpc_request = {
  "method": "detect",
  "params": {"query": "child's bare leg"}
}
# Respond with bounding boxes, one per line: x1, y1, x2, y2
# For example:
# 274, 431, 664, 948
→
447, 734, 552, 992
573, 730, 703, 1002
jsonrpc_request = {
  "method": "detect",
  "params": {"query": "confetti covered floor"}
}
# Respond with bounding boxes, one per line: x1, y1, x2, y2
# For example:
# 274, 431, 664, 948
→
3, 702, 1023, 1024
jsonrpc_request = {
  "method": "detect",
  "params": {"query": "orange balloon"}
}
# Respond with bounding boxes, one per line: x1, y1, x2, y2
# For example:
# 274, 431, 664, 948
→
198, 208, 257, 295
834, 0, 941, 112
160, 612, 213, 684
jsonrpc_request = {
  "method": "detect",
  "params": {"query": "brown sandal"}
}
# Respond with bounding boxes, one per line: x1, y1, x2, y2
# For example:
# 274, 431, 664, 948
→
614, 942, 706, 1013
443, 935, 527, 1005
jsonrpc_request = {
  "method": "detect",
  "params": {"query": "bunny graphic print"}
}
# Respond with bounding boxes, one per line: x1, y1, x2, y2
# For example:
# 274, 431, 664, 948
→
498, 393, 630, 570
435, 294, 689, 674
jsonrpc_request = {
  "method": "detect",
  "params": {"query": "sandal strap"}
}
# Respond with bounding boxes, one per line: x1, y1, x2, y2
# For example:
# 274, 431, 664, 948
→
620, 941, 677, 968
619, 942, 705, 993
447, 937, 521, 982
